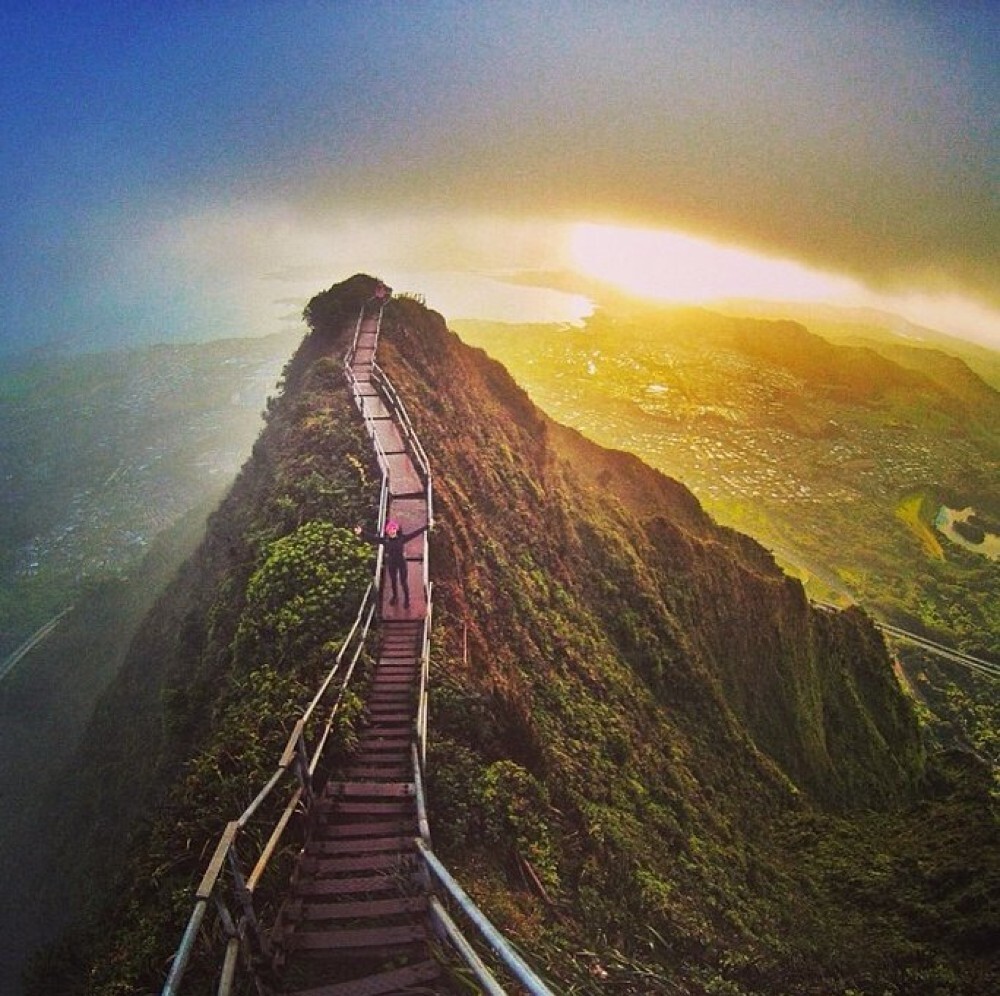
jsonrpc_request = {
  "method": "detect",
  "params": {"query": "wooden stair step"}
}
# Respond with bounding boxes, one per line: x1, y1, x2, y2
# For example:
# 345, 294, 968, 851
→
345, 752, 410, 763
357, 732, 410, 744
295, 896, 428, 923
325, 781, 414, 798
342, 767, 410, 782
366, 709, 412, 719
346, 752, 410, 764
283, 958, 441, 996
300, 851, 416, 876
307, 835, 414, 857
355, 735, 412, 758
340, 772, 410, 784
286, 923, 426, 953
351, 751, 410, 764
364, 725, 411, 736
317, 820, 415, 839
293, 873, 418, 898
316, 799, 414, 817
366, 699, 413, 711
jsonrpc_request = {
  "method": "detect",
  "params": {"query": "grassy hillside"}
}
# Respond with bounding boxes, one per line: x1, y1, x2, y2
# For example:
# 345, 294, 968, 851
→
26, 277, 998, 995
0, 331, 298, 660
0, 500, 217, 996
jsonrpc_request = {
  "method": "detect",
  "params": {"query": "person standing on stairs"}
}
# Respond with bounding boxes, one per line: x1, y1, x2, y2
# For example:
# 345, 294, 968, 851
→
354, 519, 428, 610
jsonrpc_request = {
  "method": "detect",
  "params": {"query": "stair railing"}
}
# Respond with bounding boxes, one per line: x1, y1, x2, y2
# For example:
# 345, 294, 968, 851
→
371, 358, 435, 529
410, 591, 555, 994
163, 307, 393, 995
162, 581, 379, 996
166, 298, 555, 994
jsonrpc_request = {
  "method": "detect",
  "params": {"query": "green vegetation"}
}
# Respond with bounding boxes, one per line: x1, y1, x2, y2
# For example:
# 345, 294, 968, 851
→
379, 295, 997, 993
895, 493, 945, 560
24, 281, 380, 994
453, 307, 1000, 804
0, 330, 299, 659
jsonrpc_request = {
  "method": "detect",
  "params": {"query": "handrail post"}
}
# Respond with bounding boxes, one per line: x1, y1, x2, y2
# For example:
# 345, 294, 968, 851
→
162, 899, 209, 996
292, 727, 315, 811
227, 848, 271, 995
212, 896, 240, 996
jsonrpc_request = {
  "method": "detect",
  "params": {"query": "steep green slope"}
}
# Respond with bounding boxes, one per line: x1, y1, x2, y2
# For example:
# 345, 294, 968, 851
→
24, 277, 380, 994
0, 500, 217, 996
383, 300, 923, 811
375, 295, 996, 993
28, 276, 998, 995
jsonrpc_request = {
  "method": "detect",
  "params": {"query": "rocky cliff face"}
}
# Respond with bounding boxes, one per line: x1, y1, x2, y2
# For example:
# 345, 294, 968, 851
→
378, 294, 923, 812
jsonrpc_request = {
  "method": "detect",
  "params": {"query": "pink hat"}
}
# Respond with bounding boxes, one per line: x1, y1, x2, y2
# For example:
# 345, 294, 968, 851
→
385, 520, 400, 533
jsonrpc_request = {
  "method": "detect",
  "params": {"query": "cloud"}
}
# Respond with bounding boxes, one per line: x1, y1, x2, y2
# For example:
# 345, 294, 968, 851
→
288, 2, 1000, 315
2, 2, 995, 354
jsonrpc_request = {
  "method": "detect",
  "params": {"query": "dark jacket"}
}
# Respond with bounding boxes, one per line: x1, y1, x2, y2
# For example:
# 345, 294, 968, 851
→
362, 524, 428, 569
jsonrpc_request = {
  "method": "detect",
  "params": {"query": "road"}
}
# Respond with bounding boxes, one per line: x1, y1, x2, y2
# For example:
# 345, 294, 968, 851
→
0, 607, 74, 685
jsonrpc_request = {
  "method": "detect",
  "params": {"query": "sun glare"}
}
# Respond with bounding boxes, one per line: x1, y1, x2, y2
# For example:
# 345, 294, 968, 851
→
570, 222, 854, 304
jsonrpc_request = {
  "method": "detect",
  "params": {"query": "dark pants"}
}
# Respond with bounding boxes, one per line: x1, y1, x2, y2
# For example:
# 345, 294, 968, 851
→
386, 561, 409, 605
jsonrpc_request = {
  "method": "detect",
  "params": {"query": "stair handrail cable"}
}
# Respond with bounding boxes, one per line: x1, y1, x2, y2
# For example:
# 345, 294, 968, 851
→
814, 601, 1000, 681
878, 621, 1000, 679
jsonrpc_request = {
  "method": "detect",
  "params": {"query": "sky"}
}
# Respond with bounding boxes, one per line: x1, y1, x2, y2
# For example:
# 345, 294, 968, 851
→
1, 0, 998, 356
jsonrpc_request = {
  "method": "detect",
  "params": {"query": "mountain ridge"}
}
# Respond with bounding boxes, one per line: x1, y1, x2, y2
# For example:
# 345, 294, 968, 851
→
24, 275, 998, 995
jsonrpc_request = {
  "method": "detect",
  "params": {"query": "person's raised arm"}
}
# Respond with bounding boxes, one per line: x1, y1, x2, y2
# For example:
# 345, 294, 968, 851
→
354, 524, 383, 545
400, 523, 430, 543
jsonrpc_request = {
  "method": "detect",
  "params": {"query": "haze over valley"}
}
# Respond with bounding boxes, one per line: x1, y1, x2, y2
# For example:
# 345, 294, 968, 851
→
0, 332, 297, 661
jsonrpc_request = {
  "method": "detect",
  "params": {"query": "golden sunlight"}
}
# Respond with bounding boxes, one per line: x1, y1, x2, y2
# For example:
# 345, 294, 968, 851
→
570, 222, 855, 304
